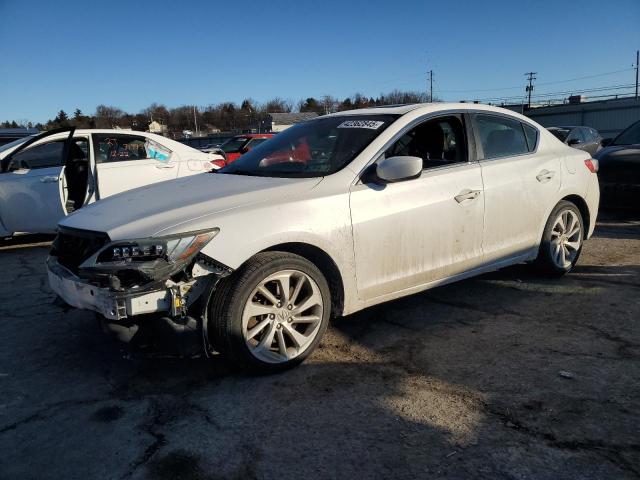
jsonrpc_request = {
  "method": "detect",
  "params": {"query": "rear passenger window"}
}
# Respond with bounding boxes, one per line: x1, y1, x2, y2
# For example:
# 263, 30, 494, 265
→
93, 135, 172, 164
523, 123, 538, 151
475, 114, 529, 159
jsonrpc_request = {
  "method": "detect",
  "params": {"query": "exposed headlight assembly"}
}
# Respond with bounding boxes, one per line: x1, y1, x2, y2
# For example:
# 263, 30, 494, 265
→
96, 230, 218, 265
78, 229, 220, 289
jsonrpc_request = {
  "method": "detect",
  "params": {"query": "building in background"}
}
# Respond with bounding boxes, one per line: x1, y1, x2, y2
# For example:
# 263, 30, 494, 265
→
260, 112, 319, 133
148, 120, 168, 135
503, 97, 640, 139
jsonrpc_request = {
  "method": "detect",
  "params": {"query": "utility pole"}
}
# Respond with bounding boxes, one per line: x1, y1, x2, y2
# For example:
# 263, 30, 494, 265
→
525, 72, 537, 108
635, 50, 639, 99
193, 105, 199, 136
427, 70, 433, 102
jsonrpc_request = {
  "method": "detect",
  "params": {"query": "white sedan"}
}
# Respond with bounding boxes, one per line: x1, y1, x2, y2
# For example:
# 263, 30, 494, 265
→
0, 128, 224, 237
47, 103, 600, 372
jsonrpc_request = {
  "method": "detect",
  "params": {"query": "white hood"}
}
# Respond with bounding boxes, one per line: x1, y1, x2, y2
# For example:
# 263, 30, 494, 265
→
59, 173, 321, 240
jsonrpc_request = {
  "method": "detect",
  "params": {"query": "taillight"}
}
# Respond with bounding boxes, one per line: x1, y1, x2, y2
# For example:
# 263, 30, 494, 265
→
210, 159, 226, 169
584, 158, 598, 173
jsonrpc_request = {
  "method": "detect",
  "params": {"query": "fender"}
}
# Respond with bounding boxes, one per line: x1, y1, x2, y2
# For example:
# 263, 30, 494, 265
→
201, 227, 361, 314
535, 187, 593, 245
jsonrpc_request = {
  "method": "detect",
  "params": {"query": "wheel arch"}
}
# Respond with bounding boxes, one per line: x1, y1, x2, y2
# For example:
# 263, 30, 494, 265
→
261, 242, 345, 317
537, 192, 592, 245
561, 194, 590, 239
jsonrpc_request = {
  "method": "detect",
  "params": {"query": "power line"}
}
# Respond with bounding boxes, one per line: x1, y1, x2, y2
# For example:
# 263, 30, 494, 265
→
471, 83, 636, 104
536, 68, 635, 86
435, 67, 635, 94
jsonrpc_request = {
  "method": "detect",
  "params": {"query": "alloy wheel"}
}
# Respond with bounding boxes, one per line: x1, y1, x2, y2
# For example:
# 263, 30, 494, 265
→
550, 209, 582, 269
241, 269, 324, 363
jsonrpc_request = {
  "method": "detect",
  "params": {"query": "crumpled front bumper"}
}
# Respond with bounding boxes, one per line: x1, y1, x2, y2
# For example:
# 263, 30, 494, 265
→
47, 257, 171, 321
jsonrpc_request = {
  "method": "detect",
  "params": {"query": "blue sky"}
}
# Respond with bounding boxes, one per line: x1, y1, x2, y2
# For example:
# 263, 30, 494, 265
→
1, 0, 639, 123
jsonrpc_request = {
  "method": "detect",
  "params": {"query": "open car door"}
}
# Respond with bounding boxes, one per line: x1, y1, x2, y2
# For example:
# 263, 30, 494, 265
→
0, 128, 76, 235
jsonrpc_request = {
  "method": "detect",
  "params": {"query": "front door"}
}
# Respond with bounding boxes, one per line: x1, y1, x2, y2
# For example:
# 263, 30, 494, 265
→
92, 133, 179, 198
350, 114, 485, 302
0, 130, 75, 234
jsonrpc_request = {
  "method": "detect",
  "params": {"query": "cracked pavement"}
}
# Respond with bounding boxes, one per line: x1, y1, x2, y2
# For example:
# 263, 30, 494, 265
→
0, 214, 639, 479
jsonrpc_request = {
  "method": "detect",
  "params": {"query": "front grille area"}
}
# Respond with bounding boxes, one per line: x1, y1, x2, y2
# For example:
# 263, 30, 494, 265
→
51, 228, 110, 273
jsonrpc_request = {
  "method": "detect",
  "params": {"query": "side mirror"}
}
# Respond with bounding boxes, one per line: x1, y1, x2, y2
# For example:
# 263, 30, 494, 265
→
240, 146, 249, 154
375, 155, 422, 183
601, 138, 613, 147
567, 138, 582, 146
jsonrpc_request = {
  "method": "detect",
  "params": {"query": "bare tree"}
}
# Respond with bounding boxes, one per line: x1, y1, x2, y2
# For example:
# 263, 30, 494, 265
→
94, 105, 124, 128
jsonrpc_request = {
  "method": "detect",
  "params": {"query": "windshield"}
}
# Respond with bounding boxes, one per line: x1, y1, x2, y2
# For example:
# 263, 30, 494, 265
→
0, 136, 31, 154
219, 115, 398, 178
612, 121, 640, 146
221, 137, 250, 153
548, 128, 570, 142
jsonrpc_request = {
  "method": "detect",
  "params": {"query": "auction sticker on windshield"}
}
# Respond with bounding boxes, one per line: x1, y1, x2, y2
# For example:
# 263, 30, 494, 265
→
337, 120, 385, 130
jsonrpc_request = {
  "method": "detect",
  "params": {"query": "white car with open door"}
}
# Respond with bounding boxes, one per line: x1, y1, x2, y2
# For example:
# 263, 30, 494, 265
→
47, 103, 600, 373
0, 128, 224, 237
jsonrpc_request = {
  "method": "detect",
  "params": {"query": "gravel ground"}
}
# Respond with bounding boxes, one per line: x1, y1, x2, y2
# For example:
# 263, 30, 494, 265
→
0, 213, 639, 480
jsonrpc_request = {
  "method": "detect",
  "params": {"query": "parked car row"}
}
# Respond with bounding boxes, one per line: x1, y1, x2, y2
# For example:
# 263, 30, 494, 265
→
547, 126, 602, 155
0, 129, 225, 237
593, 119, 640, 209
546, 122, 640, 209
42, 103, 600, 372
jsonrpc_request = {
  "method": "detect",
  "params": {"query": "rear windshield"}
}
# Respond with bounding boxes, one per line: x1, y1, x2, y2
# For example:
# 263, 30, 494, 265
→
548, 128, 570, 142
218, 115, 398, 178
612, 121, 640, 146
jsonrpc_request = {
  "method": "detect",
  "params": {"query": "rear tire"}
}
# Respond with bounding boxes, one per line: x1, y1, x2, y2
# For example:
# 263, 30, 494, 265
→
534, 200, 584, 277
208, 252, 331, 373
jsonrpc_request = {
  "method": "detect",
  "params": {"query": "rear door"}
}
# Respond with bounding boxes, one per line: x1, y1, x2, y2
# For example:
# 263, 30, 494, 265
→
473, 113, 561, 264
93, 133, 179, 198
0, 129, 75, 234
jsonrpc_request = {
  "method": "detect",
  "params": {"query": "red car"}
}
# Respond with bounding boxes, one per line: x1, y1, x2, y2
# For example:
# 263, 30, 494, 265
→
211, 134, 275, 168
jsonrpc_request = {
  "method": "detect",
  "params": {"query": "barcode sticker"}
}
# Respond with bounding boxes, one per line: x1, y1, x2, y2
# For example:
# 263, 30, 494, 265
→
337, 120, 385, 130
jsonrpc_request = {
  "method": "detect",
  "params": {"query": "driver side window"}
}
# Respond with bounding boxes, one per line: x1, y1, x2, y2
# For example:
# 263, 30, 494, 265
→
386, 115, 468, 170
8, 141, 65, 170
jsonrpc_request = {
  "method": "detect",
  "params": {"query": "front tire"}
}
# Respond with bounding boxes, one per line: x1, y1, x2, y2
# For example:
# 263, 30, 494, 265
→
534, 200, 584, 276
208, 252, 330, 373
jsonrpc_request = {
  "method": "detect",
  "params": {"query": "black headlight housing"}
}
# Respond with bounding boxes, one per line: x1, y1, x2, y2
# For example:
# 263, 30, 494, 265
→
77, 229, 220, 290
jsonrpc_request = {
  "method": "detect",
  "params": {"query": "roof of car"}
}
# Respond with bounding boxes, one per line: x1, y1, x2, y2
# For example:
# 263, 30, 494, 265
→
325, 102, 535, 119
25, 128, 206, 154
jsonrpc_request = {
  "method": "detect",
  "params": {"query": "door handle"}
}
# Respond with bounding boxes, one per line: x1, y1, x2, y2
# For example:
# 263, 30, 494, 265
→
40, 176, 60, 183
155, 162, 176, 169
454, 189, 482, 203
536, 169, 555, 182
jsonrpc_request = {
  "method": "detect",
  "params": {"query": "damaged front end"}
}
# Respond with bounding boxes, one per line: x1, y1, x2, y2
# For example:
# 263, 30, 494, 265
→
47, 227, 232, 355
